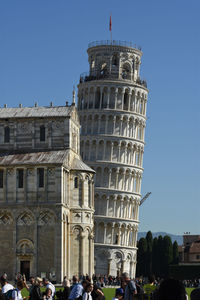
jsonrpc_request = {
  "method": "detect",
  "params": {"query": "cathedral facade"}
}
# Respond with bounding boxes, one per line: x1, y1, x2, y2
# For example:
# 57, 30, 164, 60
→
78, 41, 148, 277
0, 103, 94, 282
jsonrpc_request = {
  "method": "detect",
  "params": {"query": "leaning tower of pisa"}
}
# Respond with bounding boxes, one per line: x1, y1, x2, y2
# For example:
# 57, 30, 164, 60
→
77, 40, 148, 277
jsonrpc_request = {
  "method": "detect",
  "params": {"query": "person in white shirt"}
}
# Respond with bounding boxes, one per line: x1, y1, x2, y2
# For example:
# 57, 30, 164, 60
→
0, 276, 14, 294
11, 280, 25, 300
82, 283, 93, 300
43, 278, 55, 298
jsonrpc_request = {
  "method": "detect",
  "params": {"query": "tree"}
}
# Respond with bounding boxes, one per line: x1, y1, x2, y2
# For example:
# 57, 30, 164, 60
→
136, 237, 147, 276
157, 235, 164, 277
173, 241, 179, 264
152, 237, 158, 275
162, 235, 173, 277
146, 231, 153, 276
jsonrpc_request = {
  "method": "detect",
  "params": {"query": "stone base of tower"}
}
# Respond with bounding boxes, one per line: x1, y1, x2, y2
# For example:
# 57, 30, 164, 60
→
94, 244, 137, 278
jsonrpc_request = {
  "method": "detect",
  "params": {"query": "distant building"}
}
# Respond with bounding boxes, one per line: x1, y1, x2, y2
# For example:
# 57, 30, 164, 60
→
179, 234, 200, 264
0, 102, 95, 281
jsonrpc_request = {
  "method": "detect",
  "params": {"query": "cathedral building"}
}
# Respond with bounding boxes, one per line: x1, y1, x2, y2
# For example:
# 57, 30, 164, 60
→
78, 40, 148, 277
0, 101, 95, 282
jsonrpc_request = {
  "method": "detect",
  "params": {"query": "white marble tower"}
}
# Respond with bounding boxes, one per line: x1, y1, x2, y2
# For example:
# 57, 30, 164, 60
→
77, 40, 148, 277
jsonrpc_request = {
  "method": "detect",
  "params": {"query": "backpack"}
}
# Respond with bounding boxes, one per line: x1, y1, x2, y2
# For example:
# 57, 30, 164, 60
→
4, 289, 18, 300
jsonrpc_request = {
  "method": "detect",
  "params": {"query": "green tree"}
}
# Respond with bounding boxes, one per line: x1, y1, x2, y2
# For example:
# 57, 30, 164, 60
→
173, 241, 179, 264
136, 237, 147, 276
162, 235, 173, 277
152, 237, 158, 276
157, 235, 164, 277
146, 231, 153, 276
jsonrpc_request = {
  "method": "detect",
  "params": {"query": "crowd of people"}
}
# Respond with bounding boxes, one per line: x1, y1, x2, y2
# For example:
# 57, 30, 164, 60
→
1, 272, 200, 300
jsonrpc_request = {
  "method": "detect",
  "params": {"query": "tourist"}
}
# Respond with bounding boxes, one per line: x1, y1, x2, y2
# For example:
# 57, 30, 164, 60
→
31, 277, 43, 300
69, 279, 88, 300
82, 283, 93, 300
111, 288, 124, 300
121, 272, 137, 300
91, 283, 105, 300
0, 276, 14, 294
43, 288, 53, 300
11, 280, 25, 300
62, 276, 70, 300
29, 277, 36, 297
157, 278, 188, 300
42, 279, 55, 298
143, 275, 157, 299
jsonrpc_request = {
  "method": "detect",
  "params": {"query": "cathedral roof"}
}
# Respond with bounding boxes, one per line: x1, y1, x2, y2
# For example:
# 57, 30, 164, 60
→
0, 150, 94, 172
0, 105, 73, 119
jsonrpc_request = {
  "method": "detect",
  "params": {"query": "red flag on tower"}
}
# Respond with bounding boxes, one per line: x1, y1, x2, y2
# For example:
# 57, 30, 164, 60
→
109, 15, 112, 31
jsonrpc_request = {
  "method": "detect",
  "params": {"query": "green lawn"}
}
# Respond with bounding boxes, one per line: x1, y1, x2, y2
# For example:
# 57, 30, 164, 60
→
21, 286, 194, 300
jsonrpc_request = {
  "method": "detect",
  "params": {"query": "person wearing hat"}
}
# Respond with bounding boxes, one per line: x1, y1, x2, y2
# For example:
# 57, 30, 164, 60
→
112, 288, 124, 300
31, 277, 43, 300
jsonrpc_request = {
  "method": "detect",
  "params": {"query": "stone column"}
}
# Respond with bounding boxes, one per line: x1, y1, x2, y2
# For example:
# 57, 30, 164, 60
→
114, 88, 118, 109
144, 99, 147, 116
104, 223, 107, 244
118, 143, 121, 162
100, 87, 103, 109
121, 89, 125, 110
133, 200, 137, 219
107, 87, 110, 108
110, 142, 114, 162
115, 169, 119, 190
103, 141, 106, 160
105, 115, 108, 134
108, 258, 112, 275
123, 172, 126, 191
82, 179, 85, 206
118, 226, 121, 245
106, 197, 109, 216
89, 233, 94, 277
130, 261, 134, 278
128, 92, 131, 111
120, 199, 123, 218
80, 232, 86, 274
108, 169, 112, 189
34, 216, 38, 276
113, 116, 116, 134
120, 117, 123, 136
141, 150, 144, 167
97, 116, 101, 134
124, 146, 127, 164
122, 259, 126, 273
93, 87, 96, 109
111, 225, 115, 244
95, 223, 99, 243
113, 198, 117, 217
87, 89, 90, 109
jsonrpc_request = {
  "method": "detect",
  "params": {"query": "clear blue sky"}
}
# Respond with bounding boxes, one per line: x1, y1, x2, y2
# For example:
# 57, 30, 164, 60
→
1, 0, 200, 235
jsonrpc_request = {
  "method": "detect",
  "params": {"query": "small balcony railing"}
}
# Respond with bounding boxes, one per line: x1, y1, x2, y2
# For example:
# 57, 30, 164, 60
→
88, 40, 142, 51
79, 71, 147, 88
80, 71, 118, 83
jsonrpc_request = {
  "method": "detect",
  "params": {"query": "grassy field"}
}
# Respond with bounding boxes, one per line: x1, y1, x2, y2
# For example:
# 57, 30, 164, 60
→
21, 286, 194, 300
